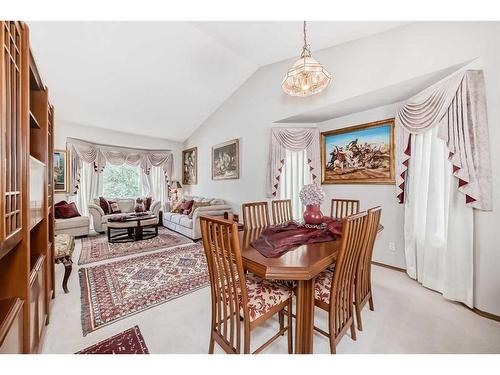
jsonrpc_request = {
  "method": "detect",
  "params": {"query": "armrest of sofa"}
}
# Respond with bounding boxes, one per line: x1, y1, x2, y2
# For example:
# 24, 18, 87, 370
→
150, 200, 161, 216
88, 203, 104, 216
88, 203, 105, 233
191, 204, 233, 238
192, 204, 232, 217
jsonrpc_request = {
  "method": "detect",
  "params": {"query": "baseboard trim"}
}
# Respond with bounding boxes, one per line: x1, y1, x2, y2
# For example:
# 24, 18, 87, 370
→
371, 261, 500, 323
371, 261, 406, 273
472, 308, 500, 322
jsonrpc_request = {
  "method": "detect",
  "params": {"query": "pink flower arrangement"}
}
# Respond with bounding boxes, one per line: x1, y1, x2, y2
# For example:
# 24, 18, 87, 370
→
299, 183, 325, 206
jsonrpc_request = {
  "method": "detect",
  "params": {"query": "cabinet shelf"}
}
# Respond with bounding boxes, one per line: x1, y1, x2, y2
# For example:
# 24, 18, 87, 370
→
0, 230, 22, 262
30, 216, 43, 230
29, 254, 45, 280
0, 298, 23, 348
29, 111, 40, 129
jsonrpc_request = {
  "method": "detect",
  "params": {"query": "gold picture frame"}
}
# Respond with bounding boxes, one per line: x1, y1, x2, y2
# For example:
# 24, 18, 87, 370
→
54, 149, 69, 192
211, 139, 240, 180
182, 147, 198, 185
320, 118, 395, 185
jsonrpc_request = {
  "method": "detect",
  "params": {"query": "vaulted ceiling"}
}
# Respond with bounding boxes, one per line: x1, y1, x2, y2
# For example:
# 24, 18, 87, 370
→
28, 21, 408, 142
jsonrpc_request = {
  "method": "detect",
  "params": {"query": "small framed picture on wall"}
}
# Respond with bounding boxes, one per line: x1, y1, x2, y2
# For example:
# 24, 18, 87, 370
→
211, 139, 240, 180
54, 149, 69, 192
182, 147, 198, 185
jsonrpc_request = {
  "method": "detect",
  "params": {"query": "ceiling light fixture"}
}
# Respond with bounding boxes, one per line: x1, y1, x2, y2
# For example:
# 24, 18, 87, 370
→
281, 21, 332, 97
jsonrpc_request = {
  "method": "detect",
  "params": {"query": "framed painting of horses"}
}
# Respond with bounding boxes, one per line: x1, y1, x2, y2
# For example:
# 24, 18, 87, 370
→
320, 118, 395, 184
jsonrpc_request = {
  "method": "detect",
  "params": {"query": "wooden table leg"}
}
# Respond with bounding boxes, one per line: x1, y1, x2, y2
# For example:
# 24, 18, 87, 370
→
295, 278, 315, 354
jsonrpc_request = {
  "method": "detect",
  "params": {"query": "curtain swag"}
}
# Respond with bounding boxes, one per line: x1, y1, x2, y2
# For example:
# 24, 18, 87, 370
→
66, 138, 173, 194
268, 127, 320, 197
396, 70, 492, 210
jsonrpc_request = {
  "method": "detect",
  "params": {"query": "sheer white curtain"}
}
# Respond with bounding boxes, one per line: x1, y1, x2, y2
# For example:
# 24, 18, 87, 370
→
279, 149, 312, 219
76, 162, 103, 227
404, 126, 474, 307
142, 166, 167, 209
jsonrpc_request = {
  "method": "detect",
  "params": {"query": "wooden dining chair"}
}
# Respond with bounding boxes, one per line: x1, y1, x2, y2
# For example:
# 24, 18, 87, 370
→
242, 201, 270, 229
326, 199, 361, 272
200, 215, 293, 354
313, 211, 369, 354
354, 206, 382, 331
330, 199, 360, 219
271, 199, 293, 225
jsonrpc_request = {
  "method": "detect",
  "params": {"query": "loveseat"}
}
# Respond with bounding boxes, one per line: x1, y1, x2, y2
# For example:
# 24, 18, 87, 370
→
163, 195, 232, 240
88, 198, 161, 233
54, 201, 90, 237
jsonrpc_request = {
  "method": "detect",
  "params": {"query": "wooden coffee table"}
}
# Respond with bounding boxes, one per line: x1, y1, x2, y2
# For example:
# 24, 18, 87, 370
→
107, 213, 158, 243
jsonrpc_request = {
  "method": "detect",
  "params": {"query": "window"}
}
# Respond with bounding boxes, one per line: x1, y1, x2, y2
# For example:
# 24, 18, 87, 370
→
279, 149, 312, 219
102, 164, 141, 198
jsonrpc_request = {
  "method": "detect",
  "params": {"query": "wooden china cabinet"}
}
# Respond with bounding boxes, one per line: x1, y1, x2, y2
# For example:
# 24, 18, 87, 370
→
0, 21, 55, 354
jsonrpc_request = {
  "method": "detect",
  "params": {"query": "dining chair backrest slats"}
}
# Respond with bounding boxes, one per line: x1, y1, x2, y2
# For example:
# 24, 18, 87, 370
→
330, 199, 360, 219
355, 206, 382, 312
242, 201, 270, 229
329, 211, 369, 339
271, 199, 293, 225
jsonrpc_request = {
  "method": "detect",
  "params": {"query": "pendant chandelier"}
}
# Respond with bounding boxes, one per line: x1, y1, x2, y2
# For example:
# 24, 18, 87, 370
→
281, 21, 332, 97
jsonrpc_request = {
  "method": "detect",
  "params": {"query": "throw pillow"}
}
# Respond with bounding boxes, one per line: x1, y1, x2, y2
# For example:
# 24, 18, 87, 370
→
57, 202, 81, 219
108, 200, 122, 214
188, 201, 211, 219
99, 197, 110, 214
181, 199, 194, 215
54, 200, 68, 219
144, 197, 152, 211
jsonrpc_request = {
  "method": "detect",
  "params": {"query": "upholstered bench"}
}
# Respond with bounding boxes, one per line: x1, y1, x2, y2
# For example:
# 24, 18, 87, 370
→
54, 234, 75, 293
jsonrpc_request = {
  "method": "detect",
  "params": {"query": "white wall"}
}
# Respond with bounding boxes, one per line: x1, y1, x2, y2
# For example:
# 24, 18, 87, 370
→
184, 22, 500, 315
54, 121, 183, 202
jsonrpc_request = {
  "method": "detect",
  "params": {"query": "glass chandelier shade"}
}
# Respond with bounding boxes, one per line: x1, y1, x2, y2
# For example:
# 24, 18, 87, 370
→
282, 21, 332, 97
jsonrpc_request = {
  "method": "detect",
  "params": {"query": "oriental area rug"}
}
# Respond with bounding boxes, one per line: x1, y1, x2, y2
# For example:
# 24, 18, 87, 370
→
76, 326, 150, 354
79, 243, 209, 335
78, 227, 192, 265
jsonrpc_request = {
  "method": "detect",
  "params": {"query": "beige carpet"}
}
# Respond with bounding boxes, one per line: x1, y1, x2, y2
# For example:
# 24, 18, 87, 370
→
43, 234, 500, 354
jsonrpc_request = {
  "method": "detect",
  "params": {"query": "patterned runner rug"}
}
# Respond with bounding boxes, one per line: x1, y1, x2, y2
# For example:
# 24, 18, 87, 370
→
77, 326, 149, 354
80, 243, 208, 335
78, 227, 192, 265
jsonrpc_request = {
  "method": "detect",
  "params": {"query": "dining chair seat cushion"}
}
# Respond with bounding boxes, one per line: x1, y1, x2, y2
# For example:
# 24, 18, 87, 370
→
314, 269, 335, 304
243, 274, 292, 322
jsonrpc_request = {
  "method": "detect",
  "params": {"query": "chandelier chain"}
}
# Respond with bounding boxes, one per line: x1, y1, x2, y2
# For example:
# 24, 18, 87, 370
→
301, 20, 311, 57
303, 20, 307, 47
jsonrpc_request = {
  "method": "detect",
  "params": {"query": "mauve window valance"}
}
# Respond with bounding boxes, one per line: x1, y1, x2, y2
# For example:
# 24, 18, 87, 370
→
67, 138, 173, 194
396, 70, 492, 210
268, 127, 320, 197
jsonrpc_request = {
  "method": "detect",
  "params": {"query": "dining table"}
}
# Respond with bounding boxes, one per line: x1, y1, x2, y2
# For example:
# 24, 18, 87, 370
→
238, 224, 383, 354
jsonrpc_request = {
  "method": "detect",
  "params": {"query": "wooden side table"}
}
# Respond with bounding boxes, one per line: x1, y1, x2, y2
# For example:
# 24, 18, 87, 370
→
54, 234, 75, 293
